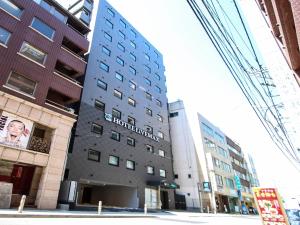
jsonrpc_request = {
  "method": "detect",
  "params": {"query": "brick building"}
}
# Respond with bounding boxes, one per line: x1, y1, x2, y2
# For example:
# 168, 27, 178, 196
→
0, 0, 89, 209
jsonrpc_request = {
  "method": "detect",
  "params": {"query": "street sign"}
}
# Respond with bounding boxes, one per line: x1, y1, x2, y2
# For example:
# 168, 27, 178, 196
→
234, 175, 242, 190
202, 182, 211, 192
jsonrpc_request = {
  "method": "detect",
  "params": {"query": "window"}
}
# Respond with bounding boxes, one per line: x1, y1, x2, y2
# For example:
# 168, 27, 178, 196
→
129, 80, 136, 90
115, 72, 123, 82
97, 79, 107, 90
188, 174, 192, 178
213, 157, 220, 168
154, 85, 161, 93
130, 29, 136, 37
128, 116, 135, 125
109, 155, 119, 166
155, 73, 160, 81
0, 26, 11, 46
157, 131, 164, 139
117, 42, 125, 52
128, 98, 136, 107
116, 57, 124, 66
0, 0, 22, 18
154, 62, 159, 69
145, 126, 153, 134
169, 112, 178, 118
127, 137, 135, 146
217, 146, 228, 158
144, 78, 151, 86
105, 19, 113, 29
6, 72, 36, 96
111, 130, 120, 141
156, 99, 162, 107
154, 51, 159, 58
204, 138, 215, 149
31, 17, 55, 40
174, 174, 178, 179
112, 108, 121, 119
202, 122, 214, 137
225, 178, 234, 189
104, 32, 112, 41
107, 8, 115, 17
144, 65, 151, 73
144, 53, 150, 61
129, 66, 136, 75
146, 108, 152, 116
129, 52, 136, 61
144, 42, 150, 50
102, 46, 111, 56
113, 89, 122, 99
126, 160, 135, 170
99, 61, 109, 72
91, 123, 103, 135
215, 174, 223, 187
94, 99, 105, 111
119, 19, 126, 28
147, 166, 154, 175
158, 149, 165, 157
88, 149, 100, 162
118, 30, 125, 39
157, 114, 163, 122
145, 92, 152, 101
130, 41, 136, 49
146, 144, 153, 153
19, 42, 47, 65
160, 169, 166, 178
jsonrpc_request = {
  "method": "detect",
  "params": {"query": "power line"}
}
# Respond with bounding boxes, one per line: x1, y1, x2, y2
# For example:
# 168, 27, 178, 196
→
186, 0, 300, 171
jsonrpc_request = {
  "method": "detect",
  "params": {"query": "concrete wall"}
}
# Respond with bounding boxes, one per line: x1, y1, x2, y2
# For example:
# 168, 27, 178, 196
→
0, 182, 12, 208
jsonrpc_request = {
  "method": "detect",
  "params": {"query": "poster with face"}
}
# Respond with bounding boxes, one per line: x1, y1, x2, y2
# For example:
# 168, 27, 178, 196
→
0, 112, 33, 149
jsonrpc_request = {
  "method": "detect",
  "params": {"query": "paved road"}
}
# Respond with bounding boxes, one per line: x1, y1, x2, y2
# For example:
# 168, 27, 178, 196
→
0, 212, 261, 225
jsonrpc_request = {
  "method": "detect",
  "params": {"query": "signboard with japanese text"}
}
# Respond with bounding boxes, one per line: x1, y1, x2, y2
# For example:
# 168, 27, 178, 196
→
253, 187, 290, 225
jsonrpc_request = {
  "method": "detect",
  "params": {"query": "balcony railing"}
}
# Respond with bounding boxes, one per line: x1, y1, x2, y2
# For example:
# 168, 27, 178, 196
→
54, 70, 82, 86
45, 99, 75, 114
27, 136, 50, 154
61, 46, 86, 62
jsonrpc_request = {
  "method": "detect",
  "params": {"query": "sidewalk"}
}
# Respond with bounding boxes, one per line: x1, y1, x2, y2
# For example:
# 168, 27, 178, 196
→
0, 208, 162, 218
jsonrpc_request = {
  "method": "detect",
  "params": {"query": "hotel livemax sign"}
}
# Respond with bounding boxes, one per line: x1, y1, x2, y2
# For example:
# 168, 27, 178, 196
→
104, 113, 160, 142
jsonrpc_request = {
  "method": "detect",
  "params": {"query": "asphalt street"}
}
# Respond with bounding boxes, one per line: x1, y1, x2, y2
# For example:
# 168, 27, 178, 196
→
0, 212, 261, 225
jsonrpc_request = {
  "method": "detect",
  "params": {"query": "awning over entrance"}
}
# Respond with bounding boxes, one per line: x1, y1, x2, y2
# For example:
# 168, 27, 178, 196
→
147, 180, 180, 189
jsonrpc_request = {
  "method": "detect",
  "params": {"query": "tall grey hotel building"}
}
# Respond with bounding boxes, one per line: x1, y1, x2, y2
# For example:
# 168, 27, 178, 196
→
60, 0, 175, 209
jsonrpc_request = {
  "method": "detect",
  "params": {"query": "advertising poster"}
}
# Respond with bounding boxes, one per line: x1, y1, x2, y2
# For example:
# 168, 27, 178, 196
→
253, 187, 290, 225
0, 112, 33, 149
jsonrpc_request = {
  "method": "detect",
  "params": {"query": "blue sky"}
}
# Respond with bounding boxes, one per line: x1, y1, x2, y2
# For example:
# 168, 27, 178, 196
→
61, 0, 300, 198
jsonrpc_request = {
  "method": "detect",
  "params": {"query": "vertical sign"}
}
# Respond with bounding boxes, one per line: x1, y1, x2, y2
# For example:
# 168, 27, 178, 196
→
253, 187, 290, 225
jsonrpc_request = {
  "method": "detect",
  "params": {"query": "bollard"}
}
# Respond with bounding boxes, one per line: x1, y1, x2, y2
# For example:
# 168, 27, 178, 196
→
207, 205, 210, 214
18, 195, 26, 213
98, 201, 102, 215
144, 203, 147, 215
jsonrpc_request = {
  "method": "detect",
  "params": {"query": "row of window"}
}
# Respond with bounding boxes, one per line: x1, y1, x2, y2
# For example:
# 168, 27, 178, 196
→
99, 57, 162, 94
201, 122, 226, 144
94, 98, 164, 126
215, 174, 235, 190
204, 138, 229, 159
105, 6, 160, 59
87, 149, 166, 177
91, 122, 165, 142
213, 157, 232, 173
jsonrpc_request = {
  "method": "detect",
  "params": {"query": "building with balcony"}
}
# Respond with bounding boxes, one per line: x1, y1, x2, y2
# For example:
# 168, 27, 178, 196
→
0, 0, 90, 209
60, 0, 176, 210
169, 100, 258, 213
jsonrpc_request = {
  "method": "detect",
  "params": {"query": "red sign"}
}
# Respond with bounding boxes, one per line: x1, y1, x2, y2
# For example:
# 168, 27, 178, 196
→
253, 188, 290, 225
